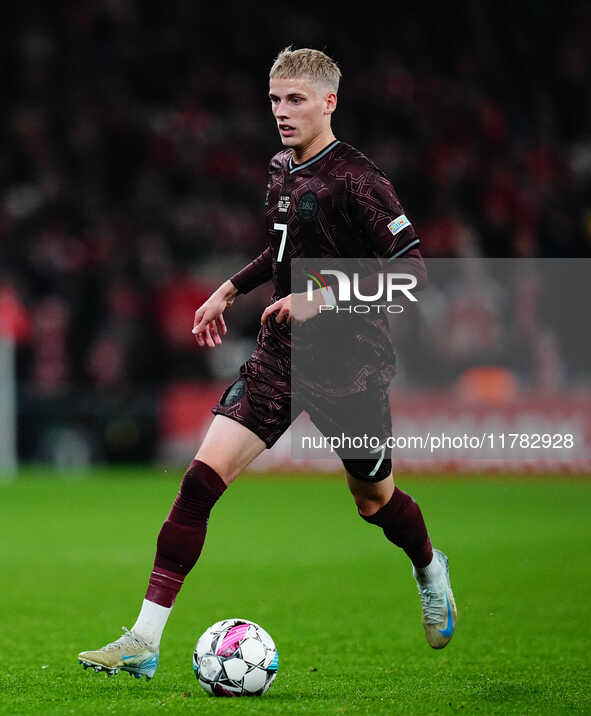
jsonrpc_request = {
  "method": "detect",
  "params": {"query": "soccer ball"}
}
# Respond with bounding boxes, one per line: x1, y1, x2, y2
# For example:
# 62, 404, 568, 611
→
193, 618, 278, 697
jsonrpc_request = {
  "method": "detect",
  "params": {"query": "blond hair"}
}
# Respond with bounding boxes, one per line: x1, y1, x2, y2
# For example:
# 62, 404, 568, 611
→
269, 46, 341, 93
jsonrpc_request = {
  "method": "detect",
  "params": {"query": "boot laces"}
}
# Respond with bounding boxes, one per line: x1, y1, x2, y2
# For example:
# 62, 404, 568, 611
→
100, 627, 147, 652
418, 584, 446, 624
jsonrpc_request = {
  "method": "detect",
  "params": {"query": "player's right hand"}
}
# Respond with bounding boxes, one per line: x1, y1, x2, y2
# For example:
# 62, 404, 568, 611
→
192, 293, 231, 348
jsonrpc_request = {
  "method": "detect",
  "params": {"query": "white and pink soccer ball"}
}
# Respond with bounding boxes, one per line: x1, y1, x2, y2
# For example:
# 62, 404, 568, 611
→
193, 618, 278, 697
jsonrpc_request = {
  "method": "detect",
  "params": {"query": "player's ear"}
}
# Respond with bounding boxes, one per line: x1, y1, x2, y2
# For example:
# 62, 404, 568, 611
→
325, 92, 337, 115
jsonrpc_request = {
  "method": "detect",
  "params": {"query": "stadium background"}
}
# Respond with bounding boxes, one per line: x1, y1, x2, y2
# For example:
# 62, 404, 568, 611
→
1, 0, 590, 469
1, 4, 591, 714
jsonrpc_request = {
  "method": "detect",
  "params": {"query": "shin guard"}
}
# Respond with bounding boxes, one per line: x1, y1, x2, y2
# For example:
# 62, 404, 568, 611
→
146, 459, 227, 606
361, 486, 433, 567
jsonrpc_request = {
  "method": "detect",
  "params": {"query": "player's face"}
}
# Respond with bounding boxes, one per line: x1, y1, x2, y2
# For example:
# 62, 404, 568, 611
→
269, 77, 335, 150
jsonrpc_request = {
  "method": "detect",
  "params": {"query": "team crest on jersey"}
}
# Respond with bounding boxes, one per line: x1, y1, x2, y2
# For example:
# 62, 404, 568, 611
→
278, 194, 291, 213
297, 191, 318, 222
387, 214, 411, 236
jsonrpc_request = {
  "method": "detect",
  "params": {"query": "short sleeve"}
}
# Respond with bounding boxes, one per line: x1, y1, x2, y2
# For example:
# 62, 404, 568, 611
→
347, 170, 420, 259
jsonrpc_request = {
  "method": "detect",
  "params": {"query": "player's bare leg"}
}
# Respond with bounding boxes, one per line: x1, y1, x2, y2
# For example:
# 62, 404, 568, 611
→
346, 471, 395, 516
78, 416, 266, 679
347, 469, 457, 649
194, 415, 266, 486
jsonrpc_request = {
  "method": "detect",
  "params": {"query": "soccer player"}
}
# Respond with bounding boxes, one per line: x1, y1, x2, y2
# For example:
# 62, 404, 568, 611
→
78, 47, 456, 680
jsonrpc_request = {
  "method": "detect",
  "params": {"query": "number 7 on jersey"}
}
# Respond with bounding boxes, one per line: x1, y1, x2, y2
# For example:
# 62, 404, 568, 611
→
273, 223, 288, 262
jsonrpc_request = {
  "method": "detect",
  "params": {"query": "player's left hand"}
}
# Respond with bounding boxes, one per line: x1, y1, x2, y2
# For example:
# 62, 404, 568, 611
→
261, 292, 324, 326
261, 295, 293, 325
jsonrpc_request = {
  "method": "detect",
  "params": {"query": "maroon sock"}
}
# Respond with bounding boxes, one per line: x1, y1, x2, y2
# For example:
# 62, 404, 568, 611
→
146, 459, 227, 607
360, 486, 433, 567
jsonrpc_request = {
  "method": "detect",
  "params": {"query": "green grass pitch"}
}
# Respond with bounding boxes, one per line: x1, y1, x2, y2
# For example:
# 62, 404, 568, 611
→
0, 468, 590, 715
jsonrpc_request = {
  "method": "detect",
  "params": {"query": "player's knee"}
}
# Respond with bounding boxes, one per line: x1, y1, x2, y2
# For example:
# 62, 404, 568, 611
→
177, 459, 228, 513
353, 491, 391, 517
194, 444, 244, 484
193, 451, 235, 484
195, 413, 266, 485
346, 468, 395, 518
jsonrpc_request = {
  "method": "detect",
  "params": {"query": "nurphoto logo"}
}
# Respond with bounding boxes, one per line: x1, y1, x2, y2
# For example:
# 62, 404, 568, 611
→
305, 270, 418, 314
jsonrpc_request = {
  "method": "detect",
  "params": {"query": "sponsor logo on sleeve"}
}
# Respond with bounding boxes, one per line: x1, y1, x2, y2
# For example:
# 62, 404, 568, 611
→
387, 214, 411, 236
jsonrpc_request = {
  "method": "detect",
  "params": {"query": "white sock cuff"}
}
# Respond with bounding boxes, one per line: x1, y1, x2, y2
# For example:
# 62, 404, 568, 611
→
132, 599, 172, 648
414, 553, 443, 583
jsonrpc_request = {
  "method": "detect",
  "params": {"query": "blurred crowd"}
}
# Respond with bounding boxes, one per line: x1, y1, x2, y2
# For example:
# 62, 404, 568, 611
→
1, 1, 590, 459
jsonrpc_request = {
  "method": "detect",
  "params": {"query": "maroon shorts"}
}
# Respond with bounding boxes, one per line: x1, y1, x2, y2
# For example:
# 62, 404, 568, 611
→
212, 348, 292, 449
212, 347, 393, 454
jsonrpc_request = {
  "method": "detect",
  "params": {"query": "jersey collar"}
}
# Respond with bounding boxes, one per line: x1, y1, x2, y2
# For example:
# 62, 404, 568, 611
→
288, 140, 341, 174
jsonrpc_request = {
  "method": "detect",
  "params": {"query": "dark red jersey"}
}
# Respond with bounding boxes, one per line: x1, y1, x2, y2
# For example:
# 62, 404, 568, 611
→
233, 140, 420, 294
266, 139, 419, 291
230, 140, 423, 393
